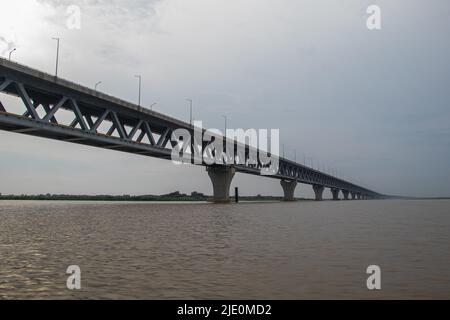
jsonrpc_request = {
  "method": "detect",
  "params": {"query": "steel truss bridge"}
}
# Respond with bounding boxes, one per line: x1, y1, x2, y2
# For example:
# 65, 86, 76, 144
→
0, 58, 381, 202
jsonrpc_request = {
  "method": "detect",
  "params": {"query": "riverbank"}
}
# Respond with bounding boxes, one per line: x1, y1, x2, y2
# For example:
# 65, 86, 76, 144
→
0, 193, 295, 202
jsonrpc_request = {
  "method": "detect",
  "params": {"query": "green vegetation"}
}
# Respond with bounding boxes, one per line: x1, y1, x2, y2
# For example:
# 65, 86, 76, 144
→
0, 191, 208, 202
0, 192, 286, 202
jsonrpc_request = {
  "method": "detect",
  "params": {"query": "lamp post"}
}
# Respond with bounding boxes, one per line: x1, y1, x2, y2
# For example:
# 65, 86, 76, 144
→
186, 99, 193, 125
52, 37, 60, 77
221, 115, 227, 136
8, 48, 16, 61
150, 103, 157, 111
95, 81, 102, 91
135, 75, 141, 106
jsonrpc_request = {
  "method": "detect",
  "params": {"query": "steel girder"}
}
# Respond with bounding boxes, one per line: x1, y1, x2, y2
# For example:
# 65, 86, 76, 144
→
0, 77, 175, 160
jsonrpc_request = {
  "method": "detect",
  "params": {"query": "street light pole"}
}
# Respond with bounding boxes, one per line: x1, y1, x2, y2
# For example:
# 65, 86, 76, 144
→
150, 103, 157, 111
135, 75, 141, 106
52, 37, 60, 77
95, 81, 102, 91
222, 115, 227, 136
8, 48, 16, 61
186, 99, 193, 125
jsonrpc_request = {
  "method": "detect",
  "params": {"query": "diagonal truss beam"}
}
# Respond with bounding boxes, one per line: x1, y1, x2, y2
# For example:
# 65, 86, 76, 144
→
90, 110, 110, 133
111, 111, 127, 139
128, 120, 143, 140
157, 127, 171, 148
15, 83, 39, 120
142, 122, 156, 145
42, 97, 67, 123
106, 123, 115, 136
0, 79, 12, 92
85, 115, 95, 129
70, 99, 88, 131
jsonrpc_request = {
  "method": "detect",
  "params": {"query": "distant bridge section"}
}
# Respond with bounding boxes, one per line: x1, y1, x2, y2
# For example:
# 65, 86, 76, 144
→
0, 58, 381, 202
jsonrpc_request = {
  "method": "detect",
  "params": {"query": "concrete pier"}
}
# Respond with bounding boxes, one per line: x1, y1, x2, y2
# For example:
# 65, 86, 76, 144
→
207, 166, 236, 203
280, 179, 298, 201
331, 188, 340, 200
313, 184, 325, 201
342, 190, 349, 200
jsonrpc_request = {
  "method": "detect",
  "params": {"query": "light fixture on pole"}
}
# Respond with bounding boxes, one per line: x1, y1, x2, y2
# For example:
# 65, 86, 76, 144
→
221, 115, 227, 136
134, 75, 141, 106
8, 48, 16, 61
186, 99, 193, 125
150, 103, 157, 111
95, 81, 102, 91
52, 37, 60, 77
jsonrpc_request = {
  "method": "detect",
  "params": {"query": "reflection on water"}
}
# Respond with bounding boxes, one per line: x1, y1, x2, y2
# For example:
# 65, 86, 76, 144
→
0, 199, 449, 299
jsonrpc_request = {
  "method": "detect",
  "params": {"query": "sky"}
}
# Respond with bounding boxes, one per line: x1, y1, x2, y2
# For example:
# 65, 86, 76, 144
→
0, 0, 449, 198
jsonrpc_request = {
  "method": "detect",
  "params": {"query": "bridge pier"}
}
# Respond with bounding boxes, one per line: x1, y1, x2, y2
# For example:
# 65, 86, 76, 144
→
357, 193, 362, 200
331, 188, 340, 201
280, 179, 297, 201
313, 185, 325, 201
351, 192, 356, 200
207, 166, 235, 203
342, 190, 349, 200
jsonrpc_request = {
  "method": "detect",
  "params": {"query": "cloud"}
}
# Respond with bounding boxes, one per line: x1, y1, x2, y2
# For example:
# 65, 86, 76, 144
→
36, 0, 164, 32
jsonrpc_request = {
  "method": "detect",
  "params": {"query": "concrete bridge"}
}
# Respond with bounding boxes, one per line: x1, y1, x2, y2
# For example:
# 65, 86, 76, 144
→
0, 58, 381, 202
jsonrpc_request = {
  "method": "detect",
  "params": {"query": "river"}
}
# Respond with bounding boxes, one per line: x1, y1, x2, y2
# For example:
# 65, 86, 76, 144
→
0, 199, 449, 299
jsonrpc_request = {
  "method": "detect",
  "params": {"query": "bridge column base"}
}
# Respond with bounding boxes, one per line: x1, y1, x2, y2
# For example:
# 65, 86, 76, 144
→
280, 180, 297, 201
351, 192, 356, 200
331, 188, 340, 201
342, 190, 349, 200
357, 193, 362, 200
313, 185, 325, 201
207, 166, 236, 203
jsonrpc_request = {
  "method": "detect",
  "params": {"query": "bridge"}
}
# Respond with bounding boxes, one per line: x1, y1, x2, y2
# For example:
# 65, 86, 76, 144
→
0, 58, 381, 202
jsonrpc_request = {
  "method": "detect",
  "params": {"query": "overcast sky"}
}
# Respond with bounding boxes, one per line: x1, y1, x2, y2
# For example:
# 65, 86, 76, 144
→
0, 0, 449, 198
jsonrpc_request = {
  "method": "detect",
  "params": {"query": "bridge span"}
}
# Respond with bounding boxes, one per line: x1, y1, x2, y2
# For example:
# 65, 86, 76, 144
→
0, 58, 381, 202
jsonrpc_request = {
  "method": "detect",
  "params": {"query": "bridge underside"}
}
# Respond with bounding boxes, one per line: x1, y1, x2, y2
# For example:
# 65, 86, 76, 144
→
0, 112, 174, 159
